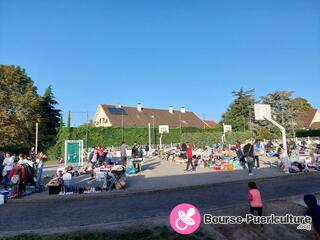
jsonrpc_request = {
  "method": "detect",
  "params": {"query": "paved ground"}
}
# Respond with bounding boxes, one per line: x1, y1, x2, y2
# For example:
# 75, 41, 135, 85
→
23, 156, 283, 201
1, 172, 320, 237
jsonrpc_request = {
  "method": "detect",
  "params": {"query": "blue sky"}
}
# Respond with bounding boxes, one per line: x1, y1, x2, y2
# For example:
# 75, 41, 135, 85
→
1, 0, 319, 126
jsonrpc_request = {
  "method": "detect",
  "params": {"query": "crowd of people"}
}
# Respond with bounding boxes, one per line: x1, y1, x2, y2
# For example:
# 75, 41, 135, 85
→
0, 147, 46, 198
87, 141, 146, 179
160, 138, 320, 176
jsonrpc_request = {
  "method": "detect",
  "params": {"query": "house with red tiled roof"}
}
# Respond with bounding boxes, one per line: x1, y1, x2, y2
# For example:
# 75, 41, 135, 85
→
203, 120, 218, 128
93, 103, 207, 128
296, 109, 320, 129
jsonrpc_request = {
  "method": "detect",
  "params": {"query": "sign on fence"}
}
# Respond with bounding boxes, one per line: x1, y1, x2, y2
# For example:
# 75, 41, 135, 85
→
65, 140, 83, 167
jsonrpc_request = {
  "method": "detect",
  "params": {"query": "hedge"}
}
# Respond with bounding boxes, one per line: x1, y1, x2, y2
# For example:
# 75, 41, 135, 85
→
296, 129, 320, 137
181, 131, 252, 147
47, 126, 253, 160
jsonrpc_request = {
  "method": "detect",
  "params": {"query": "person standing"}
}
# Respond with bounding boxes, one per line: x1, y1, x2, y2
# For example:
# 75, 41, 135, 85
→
145, 145, 150, 157
254, 140, 261, 168
2, 152, 14, 189
304, 194, 320, 239
184, 143, 195, 172
0, 151, 4, 183
120, 141, 128, 167
248, 182, 264, 232
181, 142, 187, 159
235, 140, 246, 168
29, 147, 37, 161
243, 140, 254, 176
266, 140, 273, 153
88, 149, 98, 179
97, 146, 105, 165
131, 142, 138, 159
35, 153, 46, 192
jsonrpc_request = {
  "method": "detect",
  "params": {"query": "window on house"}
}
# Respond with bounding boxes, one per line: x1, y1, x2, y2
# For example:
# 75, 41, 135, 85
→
108, 107, 128, 115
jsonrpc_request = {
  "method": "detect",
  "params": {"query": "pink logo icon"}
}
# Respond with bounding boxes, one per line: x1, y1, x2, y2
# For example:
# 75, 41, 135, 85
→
169, 203, 201, 235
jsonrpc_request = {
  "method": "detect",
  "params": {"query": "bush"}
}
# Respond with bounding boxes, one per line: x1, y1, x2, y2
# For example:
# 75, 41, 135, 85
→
46, 126, 253, 160
296, 129, 320, 137
181, 131, 252, 147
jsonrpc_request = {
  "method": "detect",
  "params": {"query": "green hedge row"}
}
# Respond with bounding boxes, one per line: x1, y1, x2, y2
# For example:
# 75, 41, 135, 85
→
47, 126, 254, 160
296, 129, 320, 137
181, 131, 252, 147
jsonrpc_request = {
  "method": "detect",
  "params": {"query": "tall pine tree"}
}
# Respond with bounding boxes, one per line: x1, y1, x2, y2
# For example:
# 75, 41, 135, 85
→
39, 85, 61, 149
221, 88, 256, 131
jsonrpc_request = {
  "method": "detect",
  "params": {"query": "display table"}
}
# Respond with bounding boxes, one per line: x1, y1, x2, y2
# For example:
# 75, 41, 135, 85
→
131, 158, 143, 172
95, 165, 126, 191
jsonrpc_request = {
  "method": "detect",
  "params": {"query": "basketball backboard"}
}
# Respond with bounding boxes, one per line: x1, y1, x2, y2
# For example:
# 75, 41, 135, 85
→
223, 125, 232, 133
159, 125, 169, 134
254, 104, 271, 120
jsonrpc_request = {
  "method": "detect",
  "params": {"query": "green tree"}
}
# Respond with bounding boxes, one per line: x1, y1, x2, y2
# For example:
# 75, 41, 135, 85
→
67, 111, 71, 129
39, 85, 61, 149
67, 111, 71, 139
291, 97, 313, 111
221, 88, 256, 131
0, 65, 41, 150
260, 91, 301, 137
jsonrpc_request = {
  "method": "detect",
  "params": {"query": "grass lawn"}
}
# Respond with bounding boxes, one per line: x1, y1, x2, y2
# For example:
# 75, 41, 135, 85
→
1, 226, 214, 240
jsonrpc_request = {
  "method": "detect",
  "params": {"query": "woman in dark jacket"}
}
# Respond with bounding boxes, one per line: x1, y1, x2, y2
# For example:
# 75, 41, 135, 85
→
304, 194, 320, 238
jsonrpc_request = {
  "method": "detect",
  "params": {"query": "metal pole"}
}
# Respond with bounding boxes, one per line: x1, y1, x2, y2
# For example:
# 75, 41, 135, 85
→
179, 113, 182, 142
266, 117, 287, 156
249, 107, 253, 137
86, 111, 89, 151
148, 122, 151, 150
152, 115, 155, 148
122, 112, 124, 141
35, 122, 39, 154
160, 134, 163, 150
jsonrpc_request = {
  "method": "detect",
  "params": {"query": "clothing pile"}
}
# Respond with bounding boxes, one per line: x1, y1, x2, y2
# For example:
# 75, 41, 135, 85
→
46, 177, 63, 195
7, 163, 36, 198
65, 165, 89, 177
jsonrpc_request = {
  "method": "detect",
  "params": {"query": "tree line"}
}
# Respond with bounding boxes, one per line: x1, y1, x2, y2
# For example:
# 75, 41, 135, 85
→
221, 88, 313, 139
0, 65, 61, 152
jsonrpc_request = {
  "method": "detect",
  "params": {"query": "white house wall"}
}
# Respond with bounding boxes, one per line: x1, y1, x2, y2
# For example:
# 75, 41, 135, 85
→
94, 105, 112, 127
312, 110, 320, 124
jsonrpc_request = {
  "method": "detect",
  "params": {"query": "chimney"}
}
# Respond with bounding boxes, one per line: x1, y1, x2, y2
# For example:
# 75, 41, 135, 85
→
116, 103, 122, 108
169, 106, 174, 114
137, 103, 142, 112
180, 106, 186, 113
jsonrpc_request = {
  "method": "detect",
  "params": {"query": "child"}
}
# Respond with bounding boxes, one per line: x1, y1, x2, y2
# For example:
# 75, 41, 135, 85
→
248, 181, 264, 232
304, 194, 320, 239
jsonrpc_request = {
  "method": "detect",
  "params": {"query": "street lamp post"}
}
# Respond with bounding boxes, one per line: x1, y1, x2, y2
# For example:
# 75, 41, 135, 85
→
35, 122, 39, 154
179, 113, 182, 143
151, 114, 155, 148
121, 111, 124, 142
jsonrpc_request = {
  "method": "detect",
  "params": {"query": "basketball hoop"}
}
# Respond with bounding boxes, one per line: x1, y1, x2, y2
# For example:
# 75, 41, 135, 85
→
254, 104, 288, 160
159, 125, 169, 134
159, 125, 169, 149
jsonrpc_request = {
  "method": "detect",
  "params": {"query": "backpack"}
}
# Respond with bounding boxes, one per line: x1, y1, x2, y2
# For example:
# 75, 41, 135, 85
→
11, 174, 20, 184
